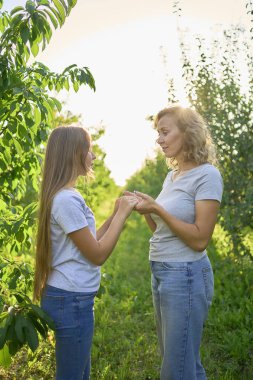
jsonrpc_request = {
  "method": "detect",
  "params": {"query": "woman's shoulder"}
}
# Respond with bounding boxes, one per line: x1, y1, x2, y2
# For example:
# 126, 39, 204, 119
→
200, 163, 222, 179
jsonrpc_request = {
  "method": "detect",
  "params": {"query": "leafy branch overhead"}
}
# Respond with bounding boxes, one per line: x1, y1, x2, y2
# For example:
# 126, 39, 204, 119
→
0, 0, 95, 256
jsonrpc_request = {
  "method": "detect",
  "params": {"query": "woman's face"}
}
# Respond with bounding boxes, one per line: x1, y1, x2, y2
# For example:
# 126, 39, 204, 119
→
156, 115, 184, 160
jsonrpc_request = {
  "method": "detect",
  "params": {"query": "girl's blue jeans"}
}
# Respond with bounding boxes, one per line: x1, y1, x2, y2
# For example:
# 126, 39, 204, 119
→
151, 254, 214, 380
41, 285, 96, 380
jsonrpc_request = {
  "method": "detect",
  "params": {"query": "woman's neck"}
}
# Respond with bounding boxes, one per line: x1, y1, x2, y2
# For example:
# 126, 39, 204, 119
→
177, 160, 198, 173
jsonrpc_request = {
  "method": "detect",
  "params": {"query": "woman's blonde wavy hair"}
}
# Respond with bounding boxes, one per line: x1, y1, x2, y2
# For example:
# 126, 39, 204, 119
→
33, 125, 92, 301
154, 105, 217, 168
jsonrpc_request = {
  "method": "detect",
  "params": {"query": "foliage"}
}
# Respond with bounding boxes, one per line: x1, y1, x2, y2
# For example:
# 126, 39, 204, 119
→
0, 0, 95, 256
0, 0, 96, 364
126, 151, 169, 198
178, 25, 253, 255
77, 126, 120, 223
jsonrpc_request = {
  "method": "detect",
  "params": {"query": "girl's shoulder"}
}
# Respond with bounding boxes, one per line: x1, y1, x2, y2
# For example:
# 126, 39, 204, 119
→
52, 188, 85, 206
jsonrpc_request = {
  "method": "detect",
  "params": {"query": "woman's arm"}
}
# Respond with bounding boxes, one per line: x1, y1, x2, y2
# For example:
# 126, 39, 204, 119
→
134, 191, 220, 252
69, 196, 138, 266
144, 214, 157, 232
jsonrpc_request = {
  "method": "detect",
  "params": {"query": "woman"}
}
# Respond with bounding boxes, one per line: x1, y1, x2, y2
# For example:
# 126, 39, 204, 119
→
33, 125, 138, 380
129, 106, 223, 380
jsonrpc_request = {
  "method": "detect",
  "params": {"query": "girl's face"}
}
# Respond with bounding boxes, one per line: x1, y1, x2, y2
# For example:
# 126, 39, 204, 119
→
85, 150, 96, 170
156, 115, 184, 160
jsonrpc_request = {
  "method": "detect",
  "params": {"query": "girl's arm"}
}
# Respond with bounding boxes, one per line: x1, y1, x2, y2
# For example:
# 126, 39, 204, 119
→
96, 198, 120, 240
134, 191, 220, 252
69, 196, 138, 266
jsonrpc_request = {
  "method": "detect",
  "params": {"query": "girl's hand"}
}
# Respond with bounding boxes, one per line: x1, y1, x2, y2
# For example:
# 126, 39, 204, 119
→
118, 195, 139, 218
133, 191, 157, 214
113, 197, 121, 215
123, 191, 143, 207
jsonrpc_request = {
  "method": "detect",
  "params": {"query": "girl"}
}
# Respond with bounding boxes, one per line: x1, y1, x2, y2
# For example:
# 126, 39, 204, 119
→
128, 106, 223, 380
34, 125, 137, 380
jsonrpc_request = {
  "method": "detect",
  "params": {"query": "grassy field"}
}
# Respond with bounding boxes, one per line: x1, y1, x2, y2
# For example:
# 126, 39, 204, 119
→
1, 214, 253, 379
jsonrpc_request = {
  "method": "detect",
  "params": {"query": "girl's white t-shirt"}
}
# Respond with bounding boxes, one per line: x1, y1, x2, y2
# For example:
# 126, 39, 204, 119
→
47, 188, 101, 292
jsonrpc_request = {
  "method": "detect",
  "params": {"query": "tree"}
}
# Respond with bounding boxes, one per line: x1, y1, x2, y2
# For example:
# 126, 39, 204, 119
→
0, 0, 96, 364
179, 25, 253, 255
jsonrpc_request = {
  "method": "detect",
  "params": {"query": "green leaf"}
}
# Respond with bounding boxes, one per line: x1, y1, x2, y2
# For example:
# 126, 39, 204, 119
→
11, 13, 24, 26
52, 0, 66, 23
13, 139, 23, 155
64, 78, 69, 91
43, 9, 58, 29
34, 107, 41, 126
67, 0, 77, 8
62, 63, 77, 74
4, 148, 11, 164
10, 6, 24, 16
0, 313, 8, 324
29, 304, 55, 330
17, 123, 27, 139
31, 41, 39, 57
51, 97, 62, 112
59, 0, 68, 14
0, 314, 14, 349
20, 24, 30, 44
24, 317, 39, 352
14, 314, 26, 344
0, 345, 11, 368
73, 81, 79, 92
38, 0, 50, 4
0, 326, 7, 349
47, 5, 63, 26
8, 340, 21, 356
27, 312, 48, 338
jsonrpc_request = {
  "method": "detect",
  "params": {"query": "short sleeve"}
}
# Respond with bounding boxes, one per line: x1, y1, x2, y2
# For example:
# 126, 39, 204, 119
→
52, 193, 88, 234
195, 167, 223, 202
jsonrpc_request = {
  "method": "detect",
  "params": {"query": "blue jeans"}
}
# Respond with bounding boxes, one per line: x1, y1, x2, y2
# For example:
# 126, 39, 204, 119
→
41, 285, 96, 380
151, 255, 214, 380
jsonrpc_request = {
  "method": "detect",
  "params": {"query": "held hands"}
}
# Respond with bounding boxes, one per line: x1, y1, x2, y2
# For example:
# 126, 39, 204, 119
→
116, 195, 139, 218
124, 191, 156, 214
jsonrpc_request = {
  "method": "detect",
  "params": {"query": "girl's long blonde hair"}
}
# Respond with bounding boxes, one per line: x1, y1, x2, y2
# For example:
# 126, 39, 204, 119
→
33, 125, 91, 301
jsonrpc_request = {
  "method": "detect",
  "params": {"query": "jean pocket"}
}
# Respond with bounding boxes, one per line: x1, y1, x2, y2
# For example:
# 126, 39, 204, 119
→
75, 293, 96, 312
202, 267, 214, 306
161, 262, 187, 271
41, 295, 64, 327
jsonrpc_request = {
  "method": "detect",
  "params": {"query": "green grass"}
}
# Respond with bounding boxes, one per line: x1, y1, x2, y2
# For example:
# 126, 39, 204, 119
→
1, 215, 252, 379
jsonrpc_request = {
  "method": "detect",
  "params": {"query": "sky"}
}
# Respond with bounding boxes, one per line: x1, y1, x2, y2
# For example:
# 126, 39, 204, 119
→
3, 0, 251, 185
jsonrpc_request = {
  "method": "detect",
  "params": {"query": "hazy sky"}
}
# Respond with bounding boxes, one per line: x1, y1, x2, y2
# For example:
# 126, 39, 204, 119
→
3, 1, 251, 184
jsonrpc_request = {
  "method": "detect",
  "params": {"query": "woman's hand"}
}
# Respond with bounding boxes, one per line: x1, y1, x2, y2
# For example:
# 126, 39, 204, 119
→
132, 191, 157, 214
124, 191, 156, 214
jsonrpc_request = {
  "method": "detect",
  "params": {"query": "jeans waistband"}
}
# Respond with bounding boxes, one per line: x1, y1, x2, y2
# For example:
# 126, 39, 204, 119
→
44, 285, 97, 297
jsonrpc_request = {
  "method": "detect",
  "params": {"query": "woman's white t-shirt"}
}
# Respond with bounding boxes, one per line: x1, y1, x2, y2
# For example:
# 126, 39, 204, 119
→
149, 164, 223, 262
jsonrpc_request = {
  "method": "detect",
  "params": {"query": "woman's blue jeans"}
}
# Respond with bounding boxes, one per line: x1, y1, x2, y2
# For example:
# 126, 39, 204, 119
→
41, 285, 96, 380
151, 255, 214, 380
